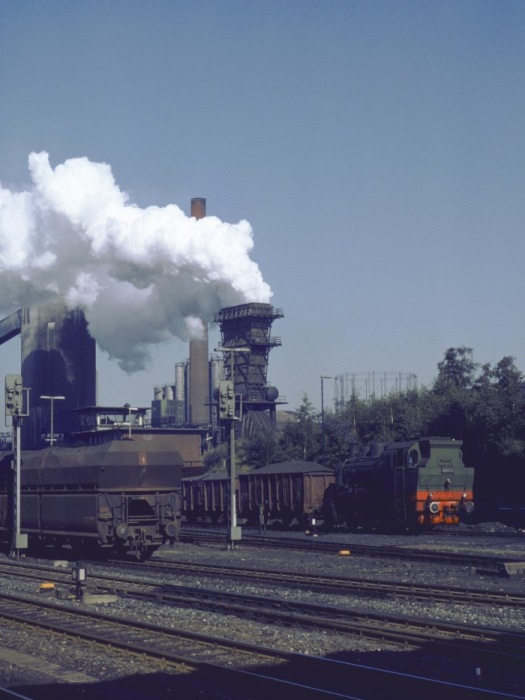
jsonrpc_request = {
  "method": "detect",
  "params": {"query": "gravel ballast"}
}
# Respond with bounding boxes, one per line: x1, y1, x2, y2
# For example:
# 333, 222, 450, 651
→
0, 528, 524, 698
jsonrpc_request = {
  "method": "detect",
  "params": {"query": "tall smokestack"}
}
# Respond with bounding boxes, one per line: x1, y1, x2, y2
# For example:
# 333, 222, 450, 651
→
190, 197, 206, 220
188, 198, 210, 425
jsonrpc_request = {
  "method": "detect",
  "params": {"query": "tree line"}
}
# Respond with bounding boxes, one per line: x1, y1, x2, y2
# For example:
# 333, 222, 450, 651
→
236, 347, 525, 482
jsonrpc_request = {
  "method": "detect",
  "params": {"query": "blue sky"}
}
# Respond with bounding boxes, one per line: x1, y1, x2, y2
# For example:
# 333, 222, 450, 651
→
0, 0, 524, 419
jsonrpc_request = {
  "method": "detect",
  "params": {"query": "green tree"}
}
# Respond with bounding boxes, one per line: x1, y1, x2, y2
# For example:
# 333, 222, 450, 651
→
280, 394, 321, 461
321, 410, 354, 464
336, 391, 366, 443
389, 388, 432, 440
238, 428, 286, 469
493, 357, 525, 456
469, 357, 525, 457
224, 349, 524, 480
202, 442, 229, 472
434, 346, 478, 392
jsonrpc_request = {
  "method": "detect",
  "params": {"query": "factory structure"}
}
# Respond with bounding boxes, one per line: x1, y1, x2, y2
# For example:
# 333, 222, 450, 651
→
0, 199, 284, 469
151, 300, 284, 436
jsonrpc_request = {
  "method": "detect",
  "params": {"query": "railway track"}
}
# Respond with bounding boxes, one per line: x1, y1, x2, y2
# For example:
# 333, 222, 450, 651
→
186, 521, 525, 539
3, 556, 525, 610
142, 558, 525, 606
2, 559, 525, 679
0, 590, 520, 700
180, 528, 525, 569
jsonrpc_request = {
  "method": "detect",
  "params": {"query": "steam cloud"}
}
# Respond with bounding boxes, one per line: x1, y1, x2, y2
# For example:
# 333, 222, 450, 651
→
0, 152, 272, 371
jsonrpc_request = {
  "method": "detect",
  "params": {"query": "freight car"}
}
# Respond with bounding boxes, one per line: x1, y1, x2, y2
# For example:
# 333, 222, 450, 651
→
182, 461, 335, 528
183, 471, 234, 524
0, 438, 183, 558
325, 436, 475, 531
238, 461, 335, 528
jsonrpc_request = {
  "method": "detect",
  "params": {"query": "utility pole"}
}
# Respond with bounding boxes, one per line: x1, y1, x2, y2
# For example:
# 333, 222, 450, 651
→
218, 379, 241, 547
320, 375, 331, 464
5, 374, 29, 558
215, 346, 250, 549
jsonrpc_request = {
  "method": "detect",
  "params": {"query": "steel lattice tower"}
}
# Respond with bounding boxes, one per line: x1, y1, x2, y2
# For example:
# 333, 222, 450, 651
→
214, 303, 284, 417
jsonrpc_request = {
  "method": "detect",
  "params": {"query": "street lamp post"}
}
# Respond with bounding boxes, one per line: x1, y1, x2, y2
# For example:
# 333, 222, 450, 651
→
123, 403, 138, 439
320, 376, 331, 464
40, 395, 65, 446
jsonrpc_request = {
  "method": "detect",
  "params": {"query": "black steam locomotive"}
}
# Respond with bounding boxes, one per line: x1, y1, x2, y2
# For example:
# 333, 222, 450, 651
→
0, 438, 183, 557
325, 436, 475, 531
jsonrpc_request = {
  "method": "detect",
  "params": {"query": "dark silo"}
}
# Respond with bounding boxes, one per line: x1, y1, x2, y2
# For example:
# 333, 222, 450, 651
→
21, 300, 96, 448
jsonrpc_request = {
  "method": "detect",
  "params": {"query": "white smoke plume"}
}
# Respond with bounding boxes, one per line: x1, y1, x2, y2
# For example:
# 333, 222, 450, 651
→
0, 152, 272, 371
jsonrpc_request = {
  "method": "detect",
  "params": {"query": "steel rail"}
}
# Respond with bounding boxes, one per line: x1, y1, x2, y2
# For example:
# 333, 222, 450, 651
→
117, 557, 525, 607
0, 591, 520, 700
2, 557, 525, 609
180, 528, 525, 568
2, 561, 525, 672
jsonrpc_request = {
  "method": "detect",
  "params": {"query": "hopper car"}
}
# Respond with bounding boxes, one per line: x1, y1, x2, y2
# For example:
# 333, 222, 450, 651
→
0, 438, 183, 557
326, 436, 475, 531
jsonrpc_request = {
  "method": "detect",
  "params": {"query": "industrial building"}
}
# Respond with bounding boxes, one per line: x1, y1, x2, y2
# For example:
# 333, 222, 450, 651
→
0, 299, 96, 448
0, 198, 284, 459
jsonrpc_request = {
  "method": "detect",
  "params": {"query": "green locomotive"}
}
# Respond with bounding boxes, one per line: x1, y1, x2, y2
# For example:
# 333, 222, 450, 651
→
327, 437, 474, 530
